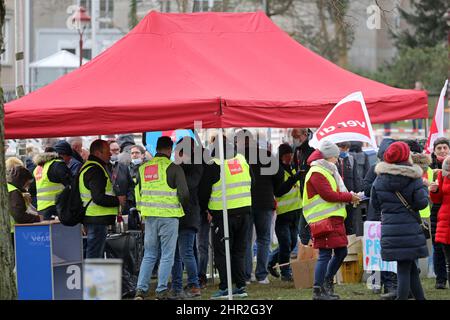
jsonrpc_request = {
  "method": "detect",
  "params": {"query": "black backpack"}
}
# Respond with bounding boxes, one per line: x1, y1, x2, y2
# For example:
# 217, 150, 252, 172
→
56, 164, 95, 226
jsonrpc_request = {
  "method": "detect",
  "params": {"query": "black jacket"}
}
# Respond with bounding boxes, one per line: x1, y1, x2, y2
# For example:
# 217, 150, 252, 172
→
82, 155, 120, 225
363, 138, 396, 221
199, 147, 251, 215
336, 154, 360, 192
371, 162, 429, 261
241, 147, 283, 210
33, 152, 72, 218
292, 141, 315, 188
179, 163, 203, 232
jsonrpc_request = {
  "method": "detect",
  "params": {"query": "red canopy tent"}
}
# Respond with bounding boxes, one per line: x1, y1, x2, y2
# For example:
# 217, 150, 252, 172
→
5, 11, 427, 139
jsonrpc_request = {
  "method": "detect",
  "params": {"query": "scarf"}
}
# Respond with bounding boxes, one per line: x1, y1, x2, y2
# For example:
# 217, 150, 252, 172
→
311, 159, 348, 193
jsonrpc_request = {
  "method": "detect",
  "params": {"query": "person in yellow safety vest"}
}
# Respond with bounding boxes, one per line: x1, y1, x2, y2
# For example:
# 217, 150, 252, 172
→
303, 140, 360, 300
270, 143, 303, 282
7, 165, 42, 245
33, 149, 72, 220
198, 135, 252, 299
80, 139, 125, 259
134, 136, 189, 301
411, 153, 433, 219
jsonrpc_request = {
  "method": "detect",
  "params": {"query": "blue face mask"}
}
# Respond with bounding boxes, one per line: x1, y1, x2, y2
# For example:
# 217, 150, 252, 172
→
339, 151, 349, 158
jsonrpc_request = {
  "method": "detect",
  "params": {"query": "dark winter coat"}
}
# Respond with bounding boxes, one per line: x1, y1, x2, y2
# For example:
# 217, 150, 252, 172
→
350, 147, 370, 193
336, 154, 360, 192
179, 163, 203, 232
82, 155, 120, 225
292, 141, 315, 189
371, 162, 429, 261
8, 166, 41, 225
363, 138, 396, 221
33, 152, 72, 218
430, 171, 450, 245
241, 147, 283, 210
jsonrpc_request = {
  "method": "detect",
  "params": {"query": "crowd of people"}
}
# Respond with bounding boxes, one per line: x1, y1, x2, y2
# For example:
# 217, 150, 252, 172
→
5, 129, 450, 300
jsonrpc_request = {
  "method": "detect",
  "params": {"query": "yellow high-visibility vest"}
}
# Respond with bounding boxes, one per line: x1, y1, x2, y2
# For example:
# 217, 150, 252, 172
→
208, 154, 252, 211
302, 166, 347, 224
137, 156, 184, 218
275, 167, 302, 215
7, 183, 18, 233
34, 159, 65, 211
79, 161, 118, 217
420, 167, 433, 219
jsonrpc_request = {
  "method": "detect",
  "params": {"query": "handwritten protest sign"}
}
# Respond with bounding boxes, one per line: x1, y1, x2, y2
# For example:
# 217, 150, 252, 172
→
363, 221, 397, 273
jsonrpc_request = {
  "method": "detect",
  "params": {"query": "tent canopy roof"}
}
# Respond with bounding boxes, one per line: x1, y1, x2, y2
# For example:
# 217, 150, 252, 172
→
5, 11, 427, 139
29, 50, 89, 69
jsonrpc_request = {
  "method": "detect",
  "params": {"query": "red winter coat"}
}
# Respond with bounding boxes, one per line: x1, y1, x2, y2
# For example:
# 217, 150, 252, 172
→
430, 171, 450, 245
306, 150, 353, 249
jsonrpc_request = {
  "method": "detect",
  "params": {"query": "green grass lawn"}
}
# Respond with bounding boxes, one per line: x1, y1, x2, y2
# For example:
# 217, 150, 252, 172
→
142, 276, 450, 300
199, 277, 449, 300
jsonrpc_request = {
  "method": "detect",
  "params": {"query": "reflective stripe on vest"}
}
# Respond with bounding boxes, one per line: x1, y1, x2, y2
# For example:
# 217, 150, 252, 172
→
275, 168, 302, 215
420, 167, 433, 219
34, 159, 65, 211
79, 161, 117, 217
208, 154, 252, 211
138, 156, 184, 218
302, 166, 347, 224
7, 183, 18, 233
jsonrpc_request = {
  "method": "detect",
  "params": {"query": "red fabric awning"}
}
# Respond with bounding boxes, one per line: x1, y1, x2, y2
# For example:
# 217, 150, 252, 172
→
5, 11, 427, 139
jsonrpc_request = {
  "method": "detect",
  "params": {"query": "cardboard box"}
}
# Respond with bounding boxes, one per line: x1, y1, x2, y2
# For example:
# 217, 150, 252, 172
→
291, 259, 316, 289
347, 236, 363, 255
291, 244, 318, 289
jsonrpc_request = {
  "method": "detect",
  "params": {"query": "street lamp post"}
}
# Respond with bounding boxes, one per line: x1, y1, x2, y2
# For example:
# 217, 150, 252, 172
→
72, 6, 91, 67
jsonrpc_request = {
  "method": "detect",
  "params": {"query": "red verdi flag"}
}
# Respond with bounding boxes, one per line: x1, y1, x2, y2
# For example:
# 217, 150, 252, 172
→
309, 91, 377, 148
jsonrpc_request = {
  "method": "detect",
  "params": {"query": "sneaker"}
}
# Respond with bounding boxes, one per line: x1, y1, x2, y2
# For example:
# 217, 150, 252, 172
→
185, 286, 201, 298
170, 290, 187, 300
435, 282, 447, 290
232, 287, 248, 298
211, 288, 230, 300
134, 289, 147, 300
155, 289, 172, 300
257, 277, 270, 284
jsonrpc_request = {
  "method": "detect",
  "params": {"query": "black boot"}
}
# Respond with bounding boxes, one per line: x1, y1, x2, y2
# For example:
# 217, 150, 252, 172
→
323, 278, 340, 299
312, 286, 338, 300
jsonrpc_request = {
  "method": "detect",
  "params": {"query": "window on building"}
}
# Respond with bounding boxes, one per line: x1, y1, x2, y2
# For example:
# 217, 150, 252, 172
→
62, 48, 76, 55
1, 18, 11, 65
99, 0, 114, 28
82, 48, 92, 60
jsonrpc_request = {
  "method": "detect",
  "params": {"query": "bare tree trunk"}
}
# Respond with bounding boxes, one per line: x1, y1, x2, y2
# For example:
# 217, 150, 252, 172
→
0, 0, 17, 300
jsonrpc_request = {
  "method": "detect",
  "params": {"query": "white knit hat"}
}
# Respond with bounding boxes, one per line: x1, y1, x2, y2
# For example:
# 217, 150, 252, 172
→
319, 140, 340, 159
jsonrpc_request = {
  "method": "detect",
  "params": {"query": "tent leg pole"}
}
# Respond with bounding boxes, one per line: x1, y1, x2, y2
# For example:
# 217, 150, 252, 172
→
218, 129, 233, 300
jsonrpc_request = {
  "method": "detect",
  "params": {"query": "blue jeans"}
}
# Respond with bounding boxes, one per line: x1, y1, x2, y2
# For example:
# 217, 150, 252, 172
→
275, 211, 299, 277
84, 224, 108, 259
381, 271, 397, 291
136, 217, 179, 293
196, 217, 210, 278
245, 208, 273, 281
171, 229, 200, 292
314, 247, 348, 287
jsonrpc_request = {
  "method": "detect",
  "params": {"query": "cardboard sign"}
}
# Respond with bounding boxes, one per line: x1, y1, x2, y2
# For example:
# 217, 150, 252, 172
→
227, 159, 243, 175
309, 91, 377, 148
35, 166, 43, 181
144, 165, 159, 182
363, 221, 397, 273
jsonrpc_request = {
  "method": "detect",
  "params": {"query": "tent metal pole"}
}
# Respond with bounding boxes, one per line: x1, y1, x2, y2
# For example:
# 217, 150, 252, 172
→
218, 129, 233, 300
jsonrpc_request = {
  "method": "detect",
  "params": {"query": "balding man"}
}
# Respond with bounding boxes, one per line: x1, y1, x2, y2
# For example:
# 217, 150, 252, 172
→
68, 137, 85, 164
79, 139, 126, 258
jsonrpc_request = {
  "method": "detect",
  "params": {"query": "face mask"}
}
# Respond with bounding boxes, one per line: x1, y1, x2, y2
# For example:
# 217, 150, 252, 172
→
293, 138, 301, 148
340, 151, 349, 158
110, 155, 119, 164
131, 158, 143, 165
